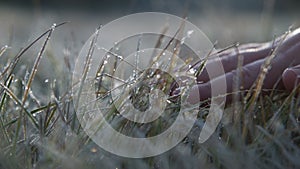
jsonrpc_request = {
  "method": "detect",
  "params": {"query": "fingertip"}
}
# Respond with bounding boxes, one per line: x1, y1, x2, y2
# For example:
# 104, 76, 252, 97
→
282, 66, 300, 91
187, 83, 211, 104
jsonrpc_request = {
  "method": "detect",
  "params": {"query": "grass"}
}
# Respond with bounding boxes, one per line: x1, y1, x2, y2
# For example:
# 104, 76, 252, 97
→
0, 20, 299, 169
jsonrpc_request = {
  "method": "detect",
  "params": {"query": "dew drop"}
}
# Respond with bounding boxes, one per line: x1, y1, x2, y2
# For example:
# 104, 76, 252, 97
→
51, 23, 57, 30
117, 55, 123, 60
91, 147, 97, 153
180, 40, 185, 45
187, 30, 194, 37
189, 68, 196, 74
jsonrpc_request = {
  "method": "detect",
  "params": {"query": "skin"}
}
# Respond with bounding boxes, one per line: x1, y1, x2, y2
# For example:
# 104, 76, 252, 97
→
183, 27, 300, 104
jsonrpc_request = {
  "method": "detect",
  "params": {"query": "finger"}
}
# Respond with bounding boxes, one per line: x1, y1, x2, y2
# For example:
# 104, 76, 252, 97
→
196, 42, 273, 83
267, 28, 300, 90
183, 28, 300, 104
196, 27, 300, 84
188, 58, 263, 104
188, 40, 300, 104
282, 64, 300, 91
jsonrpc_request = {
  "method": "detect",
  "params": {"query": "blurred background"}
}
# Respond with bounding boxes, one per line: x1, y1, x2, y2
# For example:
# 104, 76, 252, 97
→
0, 0, 299, 48
0, 0, 299, 79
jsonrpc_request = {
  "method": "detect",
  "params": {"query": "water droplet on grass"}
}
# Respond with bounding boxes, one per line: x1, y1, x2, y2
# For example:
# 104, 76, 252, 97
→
187, 30, 194, 37
51, 23, 57, 30
91, 147, 97, 153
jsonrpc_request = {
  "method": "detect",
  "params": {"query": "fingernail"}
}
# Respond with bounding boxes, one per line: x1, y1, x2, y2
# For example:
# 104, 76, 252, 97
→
282, 66, 300, 91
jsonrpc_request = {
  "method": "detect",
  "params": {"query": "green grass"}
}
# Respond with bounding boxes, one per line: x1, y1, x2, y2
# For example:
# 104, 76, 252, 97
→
0, 22, 299, 169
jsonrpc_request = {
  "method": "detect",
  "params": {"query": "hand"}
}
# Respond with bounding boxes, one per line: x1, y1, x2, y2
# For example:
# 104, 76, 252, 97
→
186, 27, 300, 104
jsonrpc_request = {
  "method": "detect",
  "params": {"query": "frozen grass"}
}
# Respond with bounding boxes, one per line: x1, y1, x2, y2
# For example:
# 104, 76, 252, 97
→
0, 21, 299, 169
